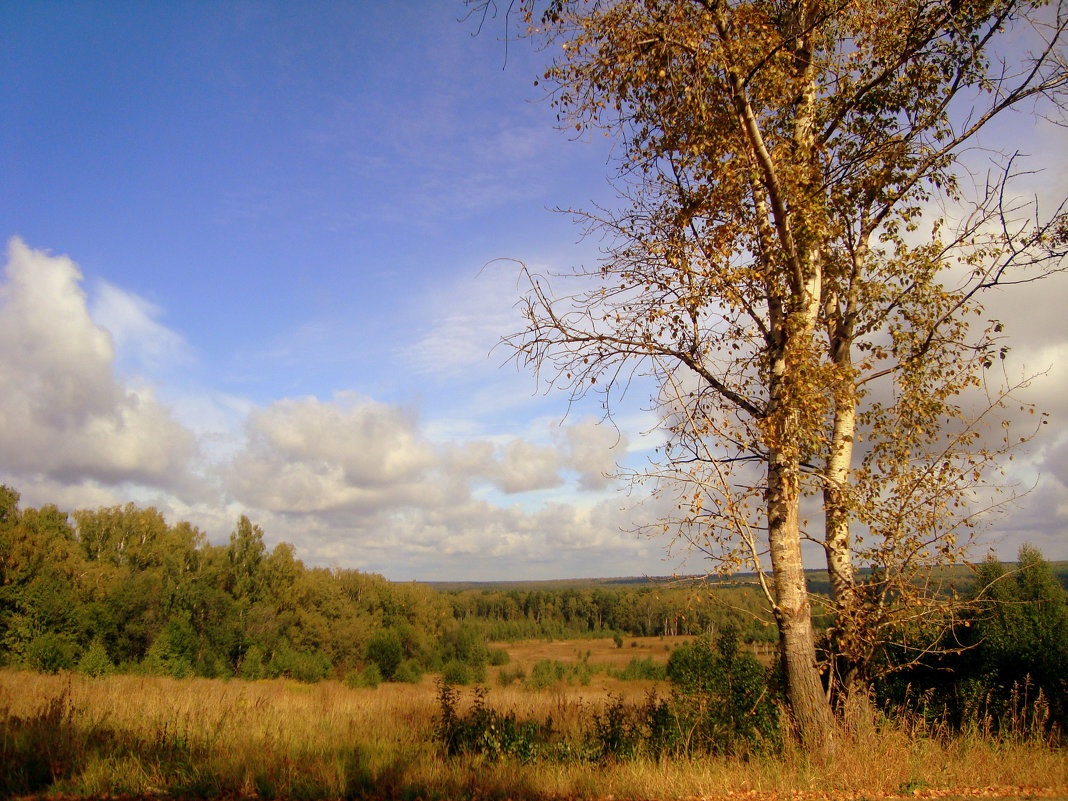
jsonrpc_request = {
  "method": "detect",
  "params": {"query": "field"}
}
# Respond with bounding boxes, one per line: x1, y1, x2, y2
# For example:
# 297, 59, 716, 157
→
2, 636, 1065, 800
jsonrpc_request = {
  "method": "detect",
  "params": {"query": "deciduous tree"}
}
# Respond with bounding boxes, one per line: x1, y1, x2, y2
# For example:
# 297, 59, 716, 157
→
476, 0, 1068, 746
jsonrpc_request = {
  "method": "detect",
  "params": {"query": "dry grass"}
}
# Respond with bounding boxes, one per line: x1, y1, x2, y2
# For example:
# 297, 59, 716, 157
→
1, 667, 1065, 800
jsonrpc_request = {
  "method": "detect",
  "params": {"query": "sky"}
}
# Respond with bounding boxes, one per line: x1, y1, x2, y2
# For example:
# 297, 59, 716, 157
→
1, 2, 1066, 581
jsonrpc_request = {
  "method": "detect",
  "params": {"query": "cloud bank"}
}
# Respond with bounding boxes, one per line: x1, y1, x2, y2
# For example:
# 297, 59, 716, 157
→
1, 237, 1064, 580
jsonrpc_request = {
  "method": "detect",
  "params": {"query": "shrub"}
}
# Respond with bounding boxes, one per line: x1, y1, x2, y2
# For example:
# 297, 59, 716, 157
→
392, 658, 423, 684
266, 646, 332, 683
238, 644, 265, 680
365, 630, 404, 681
496, 665, 526, 687
438, 623, 490, 671
441, 659, 474, 685
488, 646, 510, 666
612, 656, 666, 681
525, 659, 565, 689
665, 626, 781, 754
76, 638, 114, 678
344, 663, 382, 689
24, 632, 76, 674
435, 682, 554, 762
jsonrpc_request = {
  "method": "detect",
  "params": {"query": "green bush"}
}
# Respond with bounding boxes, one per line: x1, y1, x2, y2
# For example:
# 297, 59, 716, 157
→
878, 546, 1068, 737
366, 630, 404, 681
665, 626, 781, 754
612, 656, 666, 681
488, 646, 510, 666
435, 682, 554, 762
393, 658, 423, 684
266, 646, 332, 683
344, 663, 382, 689
76, 638, 114, 677
525, 659, 566, 689
238, 644, 265, 680
24, 632, 76, 674
441, 659, 475, 685
496, 665, 526, 687
438, 623, 490, 671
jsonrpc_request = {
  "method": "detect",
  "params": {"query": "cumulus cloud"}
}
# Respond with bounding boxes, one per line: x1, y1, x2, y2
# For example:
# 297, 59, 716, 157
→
227, 392, 438, 514
0, 238, 197, 489
561, 416, 628, 490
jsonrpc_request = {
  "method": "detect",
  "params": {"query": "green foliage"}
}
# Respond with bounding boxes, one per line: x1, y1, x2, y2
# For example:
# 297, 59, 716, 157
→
612, 656, 666, 681
438, 621, 489, 668
266, 645, 332, 683
76, 638, 114, 677
24, 631, 77, 673
344, 663, 382, 689
441, 658, 485, 685
488, 646, 510, 666
496, 664, 526, 686
665, 627, 781, 753
238, 644, 266, 680
365, 629, 404, 681
878, 546, 1068, 738
143, 624, 195, 679
435, 682, 554, 761
525, 658, 566, 689
392, 658, 423, 684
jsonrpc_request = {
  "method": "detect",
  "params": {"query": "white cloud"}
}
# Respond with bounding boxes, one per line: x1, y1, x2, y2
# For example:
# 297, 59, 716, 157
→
561, 416, 629, 490
0, 238, 197, 490
89, 280, 191, 375
227, 392, 437, 514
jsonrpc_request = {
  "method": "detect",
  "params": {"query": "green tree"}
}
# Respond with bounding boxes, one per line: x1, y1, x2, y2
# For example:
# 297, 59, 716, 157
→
965, 546, 1068, 728
481, 0, 1067, 746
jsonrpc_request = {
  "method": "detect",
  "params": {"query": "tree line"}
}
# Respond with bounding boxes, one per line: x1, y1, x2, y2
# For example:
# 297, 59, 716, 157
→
0, 485, 772, 681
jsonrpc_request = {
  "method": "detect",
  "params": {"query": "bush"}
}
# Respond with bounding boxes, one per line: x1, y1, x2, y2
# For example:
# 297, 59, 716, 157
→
612, 656, 666, 681
525, 659, 565, 689
496, 665, 526, 687
344, 663, 382, 689
441, 658, 483, 685
365, 630, 404, 681
393, 658, 423, 684
435, 682, 554, 762
24, 633, 76, 674
488, 646, 510, 666
76, 638, 114, 677
438, 623, 490, 671
238, 644, 265, 680
878, 546, 1068, 737
665, 626, 781, 754
266, 646, 332, 683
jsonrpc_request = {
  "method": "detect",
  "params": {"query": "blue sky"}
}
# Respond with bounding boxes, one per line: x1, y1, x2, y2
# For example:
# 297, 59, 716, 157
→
2, 2, 1066, 580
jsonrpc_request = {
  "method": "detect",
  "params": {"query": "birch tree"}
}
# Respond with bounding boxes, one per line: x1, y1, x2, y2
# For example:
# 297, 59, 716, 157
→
476, 0, 1068, 746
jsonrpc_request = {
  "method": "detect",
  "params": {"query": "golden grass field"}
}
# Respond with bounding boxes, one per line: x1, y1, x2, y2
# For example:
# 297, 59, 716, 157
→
1, 637, 1065, 800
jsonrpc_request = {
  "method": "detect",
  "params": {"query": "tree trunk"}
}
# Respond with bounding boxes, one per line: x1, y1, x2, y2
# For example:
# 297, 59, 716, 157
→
767, 450, 836, 750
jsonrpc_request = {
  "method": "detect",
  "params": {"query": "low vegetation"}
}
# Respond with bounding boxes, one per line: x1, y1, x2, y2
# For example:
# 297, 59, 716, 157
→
2, 642, 1064, 800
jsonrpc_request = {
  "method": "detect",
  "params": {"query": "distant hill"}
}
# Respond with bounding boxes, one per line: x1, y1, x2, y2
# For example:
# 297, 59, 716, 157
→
423, 561, 1068, 595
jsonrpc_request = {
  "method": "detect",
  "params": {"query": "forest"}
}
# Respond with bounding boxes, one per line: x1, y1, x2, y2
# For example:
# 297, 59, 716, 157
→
0, 485, 779, 683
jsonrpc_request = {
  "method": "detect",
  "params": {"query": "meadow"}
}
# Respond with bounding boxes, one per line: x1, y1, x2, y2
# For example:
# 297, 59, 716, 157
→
2, 636, 1065, 801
